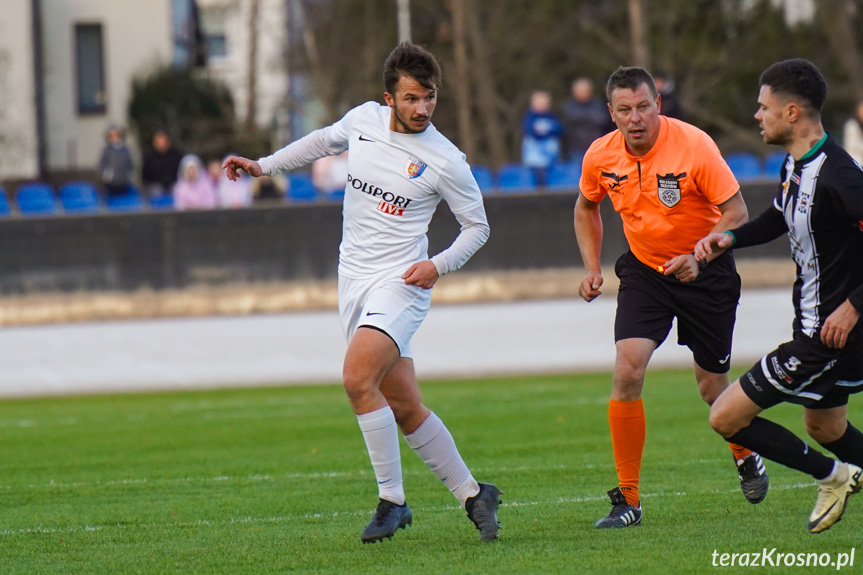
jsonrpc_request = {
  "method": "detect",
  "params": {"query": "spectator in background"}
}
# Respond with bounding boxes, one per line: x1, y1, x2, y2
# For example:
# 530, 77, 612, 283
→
252, 175, 286, 203
521, 90, 563, 186
842, 99, 863, 164
563, 77, 613, 161
654, 70, 685, 120
215, 155, 253, 208
312, 151, 349, 197
206, 158, 223, 187
141, 130, 183, 200
98, 124, 135, 199
173, 154, 218, 210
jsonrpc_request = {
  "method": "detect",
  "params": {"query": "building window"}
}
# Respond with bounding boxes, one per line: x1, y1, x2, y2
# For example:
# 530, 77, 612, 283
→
173, 0, 207, 67
205, 32, 227, 59
75, 23, 106, 115
200, 8, 228, 60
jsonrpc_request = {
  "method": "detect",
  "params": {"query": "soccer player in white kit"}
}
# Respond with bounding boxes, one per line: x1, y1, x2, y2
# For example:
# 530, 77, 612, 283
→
223, 42, 502, 543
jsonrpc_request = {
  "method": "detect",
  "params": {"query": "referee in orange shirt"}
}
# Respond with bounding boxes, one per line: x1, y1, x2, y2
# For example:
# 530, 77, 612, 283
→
574, 66, 768, 528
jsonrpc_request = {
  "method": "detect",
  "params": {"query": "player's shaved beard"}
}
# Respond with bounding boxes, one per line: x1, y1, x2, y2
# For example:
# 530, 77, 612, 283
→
392, 99, 430, 134
762, 124, 793, 147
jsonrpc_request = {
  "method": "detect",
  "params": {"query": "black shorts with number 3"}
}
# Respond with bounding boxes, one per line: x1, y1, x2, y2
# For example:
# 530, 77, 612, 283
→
739, 330, 863, 409
614, 250, 740, 374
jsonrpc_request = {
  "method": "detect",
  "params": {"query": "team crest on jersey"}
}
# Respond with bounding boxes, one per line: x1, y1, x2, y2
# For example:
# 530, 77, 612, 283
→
657, 173, 685, 208
405, 157, 427, 179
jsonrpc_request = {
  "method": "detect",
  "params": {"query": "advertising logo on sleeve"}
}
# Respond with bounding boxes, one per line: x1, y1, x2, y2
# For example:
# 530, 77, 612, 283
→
657, 172, 685, 208
405, 157, 427, 179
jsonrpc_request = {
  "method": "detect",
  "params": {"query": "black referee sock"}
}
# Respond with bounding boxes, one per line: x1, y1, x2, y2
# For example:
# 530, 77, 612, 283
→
725, 417, 835, 480
819, 421, 863, 468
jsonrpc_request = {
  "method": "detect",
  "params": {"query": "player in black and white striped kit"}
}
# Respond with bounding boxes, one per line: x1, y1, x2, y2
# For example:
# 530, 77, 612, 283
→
696, 59, 863, 534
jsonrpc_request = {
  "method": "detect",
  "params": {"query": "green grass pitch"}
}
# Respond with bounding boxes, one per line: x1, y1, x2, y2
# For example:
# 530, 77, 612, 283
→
1, 370, 861, 574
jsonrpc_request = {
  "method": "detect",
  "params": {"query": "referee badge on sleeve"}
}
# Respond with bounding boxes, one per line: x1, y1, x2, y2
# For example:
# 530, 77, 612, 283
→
657, 173, 685, 208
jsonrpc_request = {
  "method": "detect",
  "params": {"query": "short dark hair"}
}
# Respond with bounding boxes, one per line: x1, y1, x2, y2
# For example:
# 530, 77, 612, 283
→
383, 42, 442, 95
759, 59, 827, 114
606, 66, 657, 103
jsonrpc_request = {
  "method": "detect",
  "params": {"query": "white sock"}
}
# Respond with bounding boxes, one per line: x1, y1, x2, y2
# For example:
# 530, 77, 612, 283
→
404, 412, 480, 507
357, 406, 404, 505
820, 461, 841, 484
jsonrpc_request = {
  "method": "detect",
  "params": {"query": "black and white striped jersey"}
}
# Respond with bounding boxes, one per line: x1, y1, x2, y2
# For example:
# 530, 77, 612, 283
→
732, 136, 863, 337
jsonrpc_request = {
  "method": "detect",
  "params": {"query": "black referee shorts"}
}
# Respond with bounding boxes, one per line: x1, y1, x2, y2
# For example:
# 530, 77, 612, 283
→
739, 330, 863, 409
614, 250, 741, 374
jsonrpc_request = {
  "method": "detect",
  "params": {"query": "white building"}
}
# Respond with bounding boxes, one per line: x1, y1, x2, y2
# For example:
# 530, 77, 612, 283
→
197, 0, 289, 133
0, 0, 173, 183
0, 0, 290, 185
0, 1, 40, 181
43, 0, 174, 175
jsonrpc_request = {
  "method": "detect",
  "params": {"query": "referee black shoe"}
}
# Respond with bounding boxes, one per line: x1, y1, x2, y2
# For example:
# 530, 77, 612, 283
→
465, 483, 503, 542
595, 487, 642, 529
360, 499, 412, 543
737, 453, 769, 504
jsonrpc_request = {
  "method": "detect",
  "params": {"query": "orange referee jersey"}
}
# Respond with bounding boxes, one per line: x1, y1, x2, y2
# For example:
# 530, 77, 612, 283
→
579, 116, 739, 270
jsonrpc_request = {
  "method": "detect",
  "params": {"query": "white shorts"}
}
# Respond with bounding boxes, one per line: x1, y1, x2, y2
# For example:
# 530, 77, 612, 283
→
338, 270, 432, 358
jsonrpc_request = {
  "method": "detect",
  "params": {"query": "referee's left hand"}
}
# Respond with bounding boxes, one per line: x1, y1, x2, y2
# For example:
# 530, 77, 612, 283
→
821, 300, 860, 349
661, 253, 699, 283
403, 260, 440, 290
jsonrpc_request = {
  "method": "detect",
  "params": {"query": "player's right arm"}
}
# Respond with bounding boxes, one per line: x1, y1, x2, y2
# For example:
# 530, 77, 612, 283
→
694, 202, 788, 260
222, 126, 346, 181
574, 193, 604, 302
224, 103, 374, 181
693, 231, 735, 261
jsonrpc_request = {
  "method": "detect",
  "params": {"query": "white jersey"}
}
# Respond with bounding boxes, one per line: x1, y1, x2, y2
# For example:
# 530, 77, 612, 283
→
259, 102, 488, 279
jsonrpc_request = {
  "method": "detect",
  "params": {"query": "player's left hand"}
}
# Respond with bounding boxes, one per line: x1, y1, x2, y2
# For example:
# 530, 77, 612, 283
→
402, 260, 440, 290
661, 253, 700, 283
821, 300, 860, 349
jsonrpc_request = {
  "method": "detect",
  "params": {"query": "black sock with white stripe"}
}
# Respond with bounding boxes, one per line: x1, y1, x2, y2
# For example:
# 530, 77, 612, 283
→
725, 417, 835, 480
819, 421, 863, 468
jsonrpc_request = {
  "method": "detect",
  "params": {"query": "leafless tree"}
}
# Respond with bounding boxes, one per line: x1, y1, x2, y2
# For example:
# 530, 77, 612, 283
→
816, 0, 863, 102
286, 0, 861, 165
245, 0, 259, 128
0, 49, 24, 180
448, 0, 476, 162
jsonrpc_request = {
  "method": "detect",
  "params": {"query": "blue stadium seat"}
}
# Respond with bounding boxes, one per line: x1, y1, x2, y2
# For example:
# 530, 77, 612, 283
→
286, 174, 318, 203
323, 188, 345, 202
567, 151, 585, 167
470, 165, 496, 195
545, 162, 582, 191
0, 187, 10, 217
149, 194, 175, 210
59, 181, 101, 214
16, 182, 57, 216
496, 164, 537, 193
725, 152, 764, 182
763, 151, 789, 176
107, 186, 144, 212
